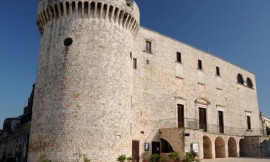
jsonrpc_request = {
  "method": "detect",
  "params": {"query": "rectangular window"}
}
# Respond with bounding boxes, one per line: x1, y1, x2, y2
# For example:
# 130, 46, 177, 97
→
199, 108, 207, 132
247, 116, 251, 130
145, 41, 152, 53
133, 58, 137, 69
216, 66, 220, 76
198, 60, 203, 70
218, 111, 224, 133
176, 52, 182, 63
177, 104, 184, 128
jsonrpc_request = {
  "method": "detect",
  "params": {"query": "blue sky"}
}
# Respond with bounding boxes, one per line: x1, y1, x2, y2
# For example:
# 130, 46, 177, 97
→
0, 0, 270, 127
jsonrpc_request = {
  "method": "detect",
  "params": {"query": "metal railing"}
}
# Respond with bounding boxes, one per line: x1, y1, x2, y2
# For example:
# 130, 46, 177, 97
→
145, 117, 264, 140
184, 117, 263, 136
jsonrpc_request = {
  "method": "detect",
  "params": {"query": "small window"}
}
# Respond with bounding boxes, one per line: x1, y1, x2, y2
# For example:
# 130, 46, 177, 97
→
176, 52, 182, 63
198, 60, 203, 70
64, 38, 73, 47
145, 41, 152, 53
246, 78, 253, 88
216, 66, 220, 76
247, 116, 251, 130
237, 74, 244, 84
133, 58, 137, 69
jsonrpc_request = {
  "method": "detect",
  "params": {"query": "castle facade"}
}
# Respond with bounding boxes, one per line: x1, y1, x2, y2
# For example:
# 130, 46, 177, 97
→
28, 0, 266, 161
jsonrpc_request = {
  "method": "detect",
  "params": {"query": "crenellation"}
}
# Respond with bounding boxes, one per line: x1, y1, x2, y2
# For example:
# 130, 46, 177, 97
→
37, 0, 139, 37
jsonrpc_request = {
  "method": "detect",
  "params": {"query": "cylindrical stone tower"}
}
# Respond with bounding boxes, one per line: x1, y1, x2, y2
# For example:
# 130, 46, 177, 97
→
29, 0, 139, 161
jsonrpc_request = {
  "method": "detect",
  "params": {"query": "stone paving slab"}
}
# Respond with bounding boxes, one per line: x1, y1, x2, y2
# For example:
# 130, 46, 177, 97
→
201, 157, 270, 162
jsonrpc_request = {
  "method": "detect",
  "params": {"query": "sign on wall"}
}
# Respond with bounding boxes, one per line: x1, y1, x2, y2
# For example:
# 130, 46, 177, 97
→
191, 143, 199, 153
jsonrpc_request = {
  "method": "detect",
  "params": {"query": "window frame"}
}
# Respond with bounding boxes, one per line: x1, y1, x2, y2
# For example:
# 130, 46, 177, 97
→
198, 59, 203, 70
246, 78, 253, 89
176, 52, 182, 63
133, 58, 137, 69
247, 116, 251, 130
216, 66, 220, 76
145, 40, 152, 54
237, 74, 244, 85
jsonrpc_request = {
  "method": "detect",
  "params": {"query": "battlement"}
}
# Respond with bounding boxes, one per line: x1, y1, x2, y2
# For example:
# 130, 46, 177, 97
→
36, 0, 140, 37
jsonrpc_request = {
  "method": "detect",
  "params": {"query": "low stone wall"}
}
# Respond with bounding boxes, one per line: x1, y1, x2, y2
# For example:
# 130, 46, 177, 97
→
240, 136, 270, 157
261, 138, 270, 157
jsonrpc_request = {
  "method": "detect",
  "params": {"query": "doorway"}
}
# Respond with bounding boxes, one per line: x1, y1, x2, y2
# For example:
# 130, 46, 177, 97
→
152, 142, 160, 155
132, 140, 139, 162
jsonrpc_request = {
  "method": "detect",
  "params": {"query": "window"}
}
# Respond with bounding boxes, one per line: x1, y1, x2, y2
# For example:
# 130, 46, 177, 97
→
133, 58, 137, 69
176, 52, 182, 63
198, 60, 203, 70
199, 108, 207, 132
247, 116, 251, 130
218, 111, 224, 133
237, 74, 244, 84
216, 66, 220, 76
145, 41, 152, 53
246, 78, 253, 88
63, 38, 73, 47
177, 104, 184, 128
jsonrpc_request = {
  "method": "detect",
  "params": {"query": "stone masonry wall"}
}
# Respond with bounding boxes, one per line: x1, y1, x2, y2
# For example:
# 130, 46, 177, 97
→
130, 27, 261, 160
29, 0, 139, 161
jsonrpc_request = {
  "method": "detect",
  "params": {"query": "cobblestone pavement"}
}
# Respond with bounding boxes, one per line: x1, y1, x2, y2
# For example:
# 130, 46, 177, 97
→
201, 157, 270, 162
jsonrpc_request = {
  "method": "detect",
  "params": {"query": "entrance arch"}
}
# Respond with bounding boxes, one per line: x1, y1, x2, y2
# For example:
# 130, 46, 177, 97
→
228, 137, 237, 157
215, 136, 225, 158
239, 139, 245, 157
203, 136, 212, 159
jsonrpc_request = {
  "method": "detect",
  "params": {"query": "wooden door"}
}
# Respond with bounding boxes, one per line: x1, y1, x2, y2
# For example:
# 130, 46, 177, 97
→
178, 104, 184, 128
152, 142, 160, 155
199, 108, 207, 131
132, 140, 139, 162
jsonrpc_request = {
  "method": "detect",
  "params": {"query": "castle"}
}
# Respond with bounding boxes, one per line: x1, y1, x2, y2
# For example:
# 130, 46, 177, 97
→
1, 0, 269, 162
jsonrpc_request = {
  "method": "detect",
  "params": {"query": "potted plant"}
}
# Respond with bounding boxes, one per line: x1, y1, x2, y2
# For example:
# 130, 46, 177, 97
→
168, 151, 180, 162
142, 151, 149, 162
117, 154, 126, 162
183, 151, 198, 162
150, 153, 162, 162
127, 156, 134, 162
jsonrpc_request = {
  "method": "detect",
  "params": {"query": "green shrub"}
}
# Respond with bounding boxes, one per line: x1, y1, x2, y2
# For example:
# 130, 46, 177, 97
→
143, 151, 149, 161
182, 151, 198, 162
150, 153, 162, 162
127, 156, 134, 162
117, 154, 126, 162
168, 151, 180, 161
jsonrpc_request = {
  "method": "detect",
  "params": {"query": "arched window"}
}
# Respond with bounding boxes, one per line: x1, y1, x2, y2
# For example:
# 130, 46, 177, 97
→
246, 78, 253, 88
237, 74, 244, 85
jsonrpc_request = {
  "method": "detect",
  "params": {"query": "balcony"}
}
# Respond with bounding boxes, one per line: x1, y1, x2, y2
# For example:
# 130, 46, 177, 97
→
146, 118, 264, 139
184, 118, 263, 136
